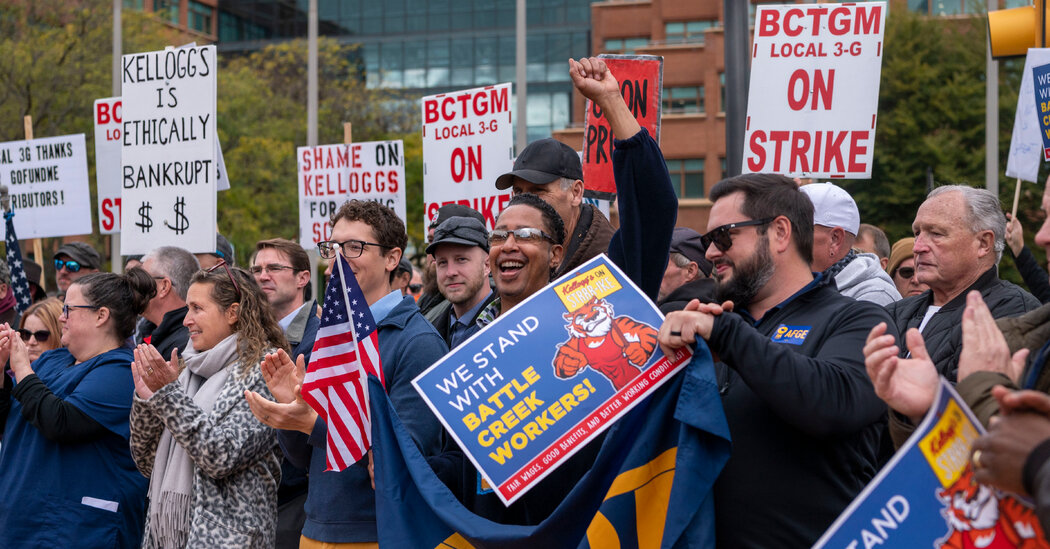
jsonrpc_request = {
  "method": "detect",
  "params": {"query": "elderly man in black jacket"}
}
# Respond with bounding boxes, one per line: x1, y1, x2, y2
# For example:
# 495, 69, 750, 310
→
138, 246, 198, 358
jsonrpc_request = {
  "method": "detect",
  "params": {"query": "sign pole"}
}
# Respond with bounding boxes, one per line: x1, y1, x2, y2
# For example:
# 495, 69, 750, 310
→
111, 0, 122, 274
22, 116, 46, 292
1012, 178, 1022, 219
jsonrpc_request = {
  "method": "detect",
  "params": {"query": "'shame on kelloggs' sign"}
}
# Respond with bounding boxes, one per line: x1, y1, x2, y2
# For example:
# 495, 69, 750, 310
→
743, 2, 886, 179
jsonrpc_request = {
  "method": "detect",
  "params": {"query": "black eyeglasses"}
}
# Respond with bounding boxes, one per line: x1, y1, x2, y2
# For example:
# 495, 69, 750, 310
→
250, 264, 298, 275
408, 283, 422, 293
55, 259, 83, 273
488, 228, 557, 246
317, 239, 392, 260
896, 266, 916, 279
62, 304, 100, 318
206, 260, 242, 300
17, 329, 50, 342
700, 218, 776, 253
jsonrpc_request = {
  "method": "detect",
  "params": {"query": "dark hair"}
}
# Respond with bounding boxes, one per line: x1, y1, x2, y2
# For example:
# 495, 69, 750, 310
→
503, 192, 566, 245
75, 269, 157, 340
331, 200, 407, 283
709, 174, 814, 263
190, 266, 289, 377
255, 238, 312, 300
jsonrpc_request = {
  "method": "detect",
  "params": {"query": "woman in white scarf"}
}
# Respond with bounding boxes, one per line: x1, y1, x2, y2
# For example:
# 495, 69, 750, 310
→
130, 261, 289, 548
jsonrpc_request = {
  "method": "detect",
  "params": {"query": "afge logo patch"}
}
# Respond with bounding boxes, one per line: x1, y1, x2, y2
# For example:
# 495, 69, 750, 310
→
771, 324, 810, 345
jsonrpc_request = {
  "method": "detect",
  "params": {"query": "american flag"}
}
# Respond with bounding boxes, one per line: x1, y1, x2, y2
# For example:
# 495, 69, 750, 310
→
301, 253, 386, 471
5, 212, 33, 313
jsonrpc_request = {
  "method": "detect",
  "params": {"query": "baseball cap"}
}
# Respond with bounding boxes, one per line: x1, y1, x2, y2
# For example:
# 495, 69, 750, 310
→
669, 228, 712, 277
426, 217, 490, 254
54, 242, 102, 270
800, 182, 860, 235
396, 256, 413, 275
429, 204, 485, 232
494, 138, 583, 190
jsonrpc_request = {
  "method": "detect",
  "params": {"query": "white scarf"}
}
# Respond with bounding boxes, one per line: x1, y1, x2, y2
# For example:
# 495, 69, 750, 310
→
145, 334, 239, 548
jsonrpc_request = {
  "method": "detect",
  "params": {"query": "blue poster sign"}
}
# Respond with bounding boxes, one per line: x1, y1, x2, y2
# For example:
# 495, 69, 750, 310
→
1034, 62, 1050, 161
412, 254, 692, 506
814, 379, 1048, 549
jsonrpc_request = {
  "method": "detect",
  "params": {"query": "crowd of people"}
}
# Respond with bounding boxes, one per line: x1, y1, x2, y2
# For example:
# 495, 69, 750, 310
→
1, 56, 1050, 548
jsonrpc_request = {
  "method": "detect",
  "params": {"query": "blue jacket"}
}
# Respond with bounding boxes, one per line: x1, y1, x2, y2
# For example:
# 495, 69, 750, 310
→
278, 295, 448, 542
0, 347, 148, 548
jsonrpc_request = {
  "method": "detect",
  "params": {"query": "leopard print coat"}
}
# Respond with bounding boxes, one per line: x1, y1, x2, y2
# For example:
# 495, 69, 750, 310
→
130, 359, 281, 548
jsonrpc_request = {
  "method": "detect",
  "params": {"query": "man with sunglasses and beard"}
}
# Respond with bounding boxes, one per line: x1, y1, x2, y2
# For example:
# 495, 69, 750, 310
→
658, 173, 896, 548
53, 242, 101, 296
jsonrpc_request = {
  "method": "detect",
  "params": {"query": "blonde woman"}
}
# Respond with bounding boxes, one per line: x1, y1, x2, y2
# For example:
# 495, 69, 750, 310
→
18, 297, 63, 363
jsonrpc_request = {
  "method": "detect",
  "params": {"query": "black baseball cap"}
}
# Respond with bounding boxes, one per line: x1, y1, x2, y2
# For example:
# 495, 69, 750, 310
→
429, 204, 485, 231
494, 138, 583, 190
426, 217, 490, 254
670, 228, 712, 277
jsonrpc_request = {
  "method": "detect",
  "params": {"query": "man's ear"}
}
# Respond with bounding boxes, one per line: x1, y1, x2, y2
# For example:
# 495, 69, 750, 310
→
829, 227, 847, 256
570, 179, 585, 208
550, 244, 565, 272
385, 248, 403, 275
879, 256, 889, 271
295, 269, 311, 290
769, 216, 793, 254
975, 230, 996, 259
685, 262, 700, 282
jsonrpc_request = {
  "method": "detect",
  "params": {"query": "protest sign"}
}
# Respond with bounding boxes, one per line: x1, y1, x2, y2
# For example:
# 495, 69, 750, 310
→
297, 140, 407, 248
422, 83, 513, 230
743, 2, 887, 178
95, 98, 123, 234
120, 45, 217, 254
0, 134, 93, 239
814, 379, 1049, 549
1007, 49, 1050, 183
581, 54, 662, 199
1035, 63, 1050, 162
413, 254, 692, 506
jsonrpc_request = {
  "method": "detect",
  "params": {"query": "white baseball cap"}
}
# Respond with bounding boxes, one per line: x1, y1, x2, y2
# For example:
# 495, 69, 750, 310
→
800, 182, 860, 235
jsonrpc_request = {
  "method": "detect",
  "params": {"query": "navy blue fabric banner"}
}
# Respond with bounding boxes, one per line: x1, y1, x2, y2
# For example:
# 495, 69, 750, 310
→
370, 345, 730, 549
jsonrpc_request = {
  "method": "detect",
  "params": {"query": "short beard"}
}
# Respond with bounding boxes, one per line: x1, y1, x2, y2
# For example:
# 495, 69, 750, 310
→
714, 234, 775, 309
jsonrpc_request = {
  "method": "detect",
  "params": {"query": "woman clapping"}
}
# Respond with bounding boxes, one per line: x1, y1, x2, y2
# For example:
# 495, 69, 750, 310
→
0, 270, 156, 548
130, 261, 288, 548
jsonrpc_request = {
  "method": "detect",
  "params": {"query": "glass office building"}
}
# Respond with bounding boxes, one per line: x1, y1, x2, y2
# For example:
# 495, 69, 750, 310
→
217, 0, 592, 142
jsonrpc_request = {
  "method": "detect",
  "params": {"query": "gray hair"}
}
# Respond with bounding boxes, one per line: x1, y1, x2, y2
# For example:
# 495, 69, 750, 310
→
928, 185, 1005, 262
558, 177, 576, 191
0, 261, 10, 285
142, 246, 200, 301
670, 252, 692, 268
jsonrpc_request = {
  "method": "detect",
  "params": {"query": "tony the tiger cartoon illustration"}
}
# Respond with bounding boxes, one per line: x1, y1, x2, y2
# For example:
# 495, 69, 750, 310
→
552, 297, 658, 390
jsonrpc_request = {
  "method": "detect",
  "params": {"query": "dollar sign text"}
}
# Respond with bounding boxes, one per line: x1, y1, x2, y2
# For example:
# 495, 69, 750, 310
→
135, 202, 153, 232
165, 197, 189, 235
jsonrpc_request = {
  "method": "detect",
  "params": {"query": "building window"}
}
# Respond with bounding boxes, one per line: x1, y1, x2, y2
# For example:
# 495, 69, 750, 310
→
124, 0, 143, 10
154, 0, 179, 24
189, 1, 213, 34
666, 159, 705, 198
604, 37, 649, 54
719, 73, 726, 114
909, 0, 970, 14
663, 86, 703, 114
665, 21, 718, 44
720, 157, 727, 180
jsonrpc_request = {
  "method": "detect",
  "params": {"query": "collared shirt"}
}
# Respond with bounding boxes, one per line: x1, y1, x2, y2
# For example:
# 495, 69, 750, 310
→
738, 273, 823, 326
370, 289, 404, 324
278, 302, 309, 332
449, 291, 493, 348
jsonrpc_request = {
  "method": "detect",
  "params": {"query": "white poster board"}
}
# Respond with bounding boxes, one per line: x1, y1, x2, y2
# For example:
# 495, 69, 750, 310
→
743, 3, 887, 178
0, 134, 93, 239
298, 140, 407, 249
422, 83, 513, 230
1006, 48, 1050, 183
94, 97, 123, 234
120, 45, 217, 254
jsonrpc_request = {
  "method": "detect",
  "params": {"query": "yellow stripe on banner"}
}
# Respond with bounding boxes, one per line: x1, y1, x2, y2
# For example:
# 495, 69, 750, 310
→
603, 448, 676, 500
585, 447, 678, 548
437, 532, 477, 549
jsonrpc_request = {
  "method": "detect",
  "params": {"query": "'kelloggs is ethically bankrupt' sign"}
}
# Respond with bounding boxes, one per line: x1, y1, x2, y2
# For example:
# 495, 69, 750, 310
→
743, 3, 887, 179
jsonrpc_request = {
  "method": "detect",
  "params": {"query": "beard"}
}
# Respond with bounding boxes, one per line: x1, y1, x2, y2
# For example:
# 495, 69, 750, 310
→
714, 235, 775, 308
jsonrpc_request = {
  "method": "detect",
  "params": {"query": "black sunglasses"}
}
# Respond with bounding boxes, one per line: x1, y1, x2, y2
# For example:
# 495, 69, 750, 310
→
55, 259, 83, 272
700, 218, 775, 253
206, 259, 242, 301
408, 283, 422, 293
896, 266, 916, 279
17, 329, 50, 343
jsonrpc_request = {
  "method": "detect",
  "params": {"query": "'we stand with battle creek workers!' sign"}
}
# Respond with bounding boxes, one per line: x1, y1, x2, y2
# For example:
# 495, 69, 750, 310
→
120, 45, 217, 255
0, 135, 93, 239
297, 141, 407, 249
744, 2, 886, 178
413, 255, 693, 506
422, 83, 513, 231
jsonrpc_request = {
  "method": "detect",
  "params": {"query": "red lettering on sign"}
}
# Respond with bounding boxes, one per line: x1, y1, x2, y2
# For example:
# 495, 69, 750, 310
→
747, 130, 871, 174
756, 5, 882, 38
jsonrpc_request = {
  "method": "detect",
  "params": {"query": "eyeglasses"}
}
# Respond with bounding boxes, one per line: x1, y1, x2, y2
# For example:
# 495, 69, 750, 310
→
17, 329, 50, 342
317, 239, 391, 260
250, 264, 298, 276
896, 266, 916, 279
488, 228, 557, 246
62, 303, 100, 318
700, 218, 776, 253
206, 259, 242, 301
55, 259, 83, 273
